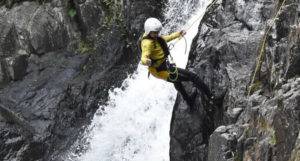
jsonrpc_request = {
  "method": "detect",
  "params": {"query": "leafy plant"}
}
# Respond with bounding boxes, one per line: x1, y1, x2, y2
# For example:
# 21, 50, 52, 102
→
269, 129, 277, 145
68, 8, 76, 18
78, 40, 95, 54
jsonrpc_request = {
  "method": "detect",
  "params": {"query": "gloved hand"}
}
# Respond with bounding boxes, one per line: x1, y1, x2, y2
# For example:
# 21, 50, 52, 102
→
180, 30, 186, 36
144, 58, 152, 66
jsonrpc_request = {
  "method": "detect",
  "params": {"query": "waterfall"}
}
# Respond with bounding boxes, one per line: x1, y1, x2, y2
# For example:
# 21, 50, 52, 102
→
66, 0, 210, 160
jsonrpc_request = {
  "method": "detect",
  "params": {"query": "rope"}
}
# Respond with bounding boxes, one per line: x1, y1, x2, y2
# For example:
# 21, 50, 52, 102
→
168, 0, 219, 52
183, 36, 188, 55
247, 0, 287, 96
168, 66, 179, 82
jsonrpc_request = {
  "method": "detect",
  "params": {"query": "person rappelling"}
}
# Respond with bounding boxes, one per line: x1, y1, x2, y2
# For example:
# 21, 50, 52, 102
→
139, 17, 214, 110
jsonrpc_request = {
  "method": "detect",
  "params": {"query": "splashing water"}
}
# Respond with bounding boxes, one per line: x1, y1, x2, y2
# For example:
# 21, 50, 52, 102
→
66, 0, 211, 161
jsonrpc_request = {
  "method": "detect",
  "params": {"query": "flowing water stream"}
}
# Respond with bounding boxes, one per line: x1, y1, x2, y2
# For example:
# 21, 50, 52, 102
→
66, 0, 210, 160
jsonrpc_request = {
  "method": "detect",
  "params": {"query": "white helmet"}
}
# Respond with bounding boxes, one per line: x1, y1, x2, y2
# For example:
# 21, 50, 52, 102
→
144, 18, 162, 35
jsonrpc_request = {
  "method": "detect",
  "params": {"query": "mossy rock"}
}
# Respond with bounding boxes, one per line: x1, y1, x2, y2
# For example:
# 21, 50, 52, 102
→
77, 40, 95, 54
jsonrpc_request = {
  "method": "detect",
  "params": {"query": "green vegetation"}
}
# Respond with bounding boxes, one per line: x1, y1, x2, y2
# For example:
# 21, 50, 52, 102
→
100, 0, 124, 25
248, 0, 287, 96
269, 129, 277, 145
77, 40, 95, 54
68, 8, 76, 18
257, 117, 278, 146
258, 117, 268, 130
234, 154, 243, 161
67, 0, 77, 18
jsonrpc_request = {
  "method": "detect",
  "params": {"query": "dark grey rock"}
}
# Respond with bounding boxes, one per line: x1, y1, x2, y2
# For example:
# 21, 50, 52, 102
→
170, 0, 300, 161
74, 0, 104, 36
0, 1, 70, 56
208, 125, 237, 161
289, 133, 300, 161
0, 22, 18, 57
4, 54, 28, 81
243, 137, 257, 149
226, 108, 243, 122
0, 0, 167, 160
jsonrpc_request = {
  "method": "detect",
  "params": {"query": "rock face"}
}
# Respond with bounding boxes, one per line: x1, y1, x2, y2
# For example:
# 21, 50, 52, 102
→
0, 0, 166, 160
170, 0, 300, 161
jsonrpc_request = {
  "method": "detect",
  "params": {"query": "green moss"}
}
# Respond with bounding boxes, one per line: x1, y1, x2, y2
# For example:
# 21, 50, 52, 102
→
234, 154, 243, 161
244, 126, 251, 137
289, 142, 300, 161
67, 0, 77, 18
259, 117, 268, 130
68, 8, 76, 18
100, 0, 123, 26
258, 118, 277, 146
77, 40, 95, 54
269, 129, 277, 145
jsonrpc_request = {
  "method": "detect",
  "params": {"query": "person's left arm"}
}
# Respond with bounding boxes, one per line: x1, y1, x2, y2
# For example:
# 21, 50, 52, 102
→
161, 30, 186, 42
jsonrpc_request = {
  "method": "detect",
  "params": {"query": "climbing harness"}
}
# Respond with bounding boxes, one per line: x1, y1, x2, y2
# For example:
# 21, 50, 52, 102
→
247, 0, 287, 96
167, 61, 179, 82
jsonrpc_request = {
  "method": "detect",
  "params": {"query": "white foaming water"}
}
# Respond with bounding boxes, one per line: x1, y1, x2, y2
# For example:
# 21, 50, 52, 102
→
67, 0, 210, 161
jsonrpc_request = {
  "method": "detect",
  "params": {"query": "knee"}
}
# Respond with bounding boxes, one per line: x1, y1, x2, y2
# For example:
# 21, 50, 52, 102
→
173, 82, 180, 89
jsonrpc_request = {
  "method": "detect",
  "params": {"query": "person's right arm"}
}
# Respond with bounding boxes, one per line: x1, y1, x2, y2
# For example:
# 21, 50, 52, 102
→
141, 39, 153, 66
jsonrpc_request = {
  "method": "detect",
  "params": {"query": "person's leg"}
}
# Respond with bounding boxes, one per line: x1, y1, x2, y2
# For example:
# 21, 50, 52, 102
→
174, 82, 189, 101
168, 68, 201, 110
176, 68, 213, 98
174, 82, 197, 108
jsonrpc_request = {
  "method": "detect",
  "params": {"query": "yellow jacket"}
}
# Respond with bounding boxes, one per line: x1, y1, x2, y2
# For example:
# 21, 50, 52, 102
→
141, 32, 181, 68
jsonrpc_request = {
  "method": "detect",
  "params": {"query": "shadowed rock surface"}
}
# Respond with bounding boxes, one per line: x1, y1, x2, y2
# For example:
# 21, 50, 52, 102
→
170, 0, 300, 161
0, 0, 166, 160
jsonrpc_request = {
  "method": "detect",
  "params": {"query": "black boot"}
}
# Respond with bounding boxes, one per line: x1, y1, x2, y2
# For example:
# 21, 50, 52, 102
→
187, 87, 198, 113
189, 72, 213, 99
174, 83, 197, 112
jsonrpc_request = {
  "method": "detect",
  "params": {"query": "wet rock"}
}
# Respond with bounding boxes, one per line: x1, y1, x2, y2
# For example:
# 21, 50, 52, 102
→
0, 0, 167, 160
282, 83, 291, 93
74, 0, 104, 35
0, 51, 28, 84
0, 22, 18, 57
0, 2, 70, 56
27, 6, 69, 55
208, 125, 238, 161
226, 108, 243, 122
3, 54, 28, 81
289, 133, 300, 161
170, 0, 300, 161
243, 137, 257, 149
